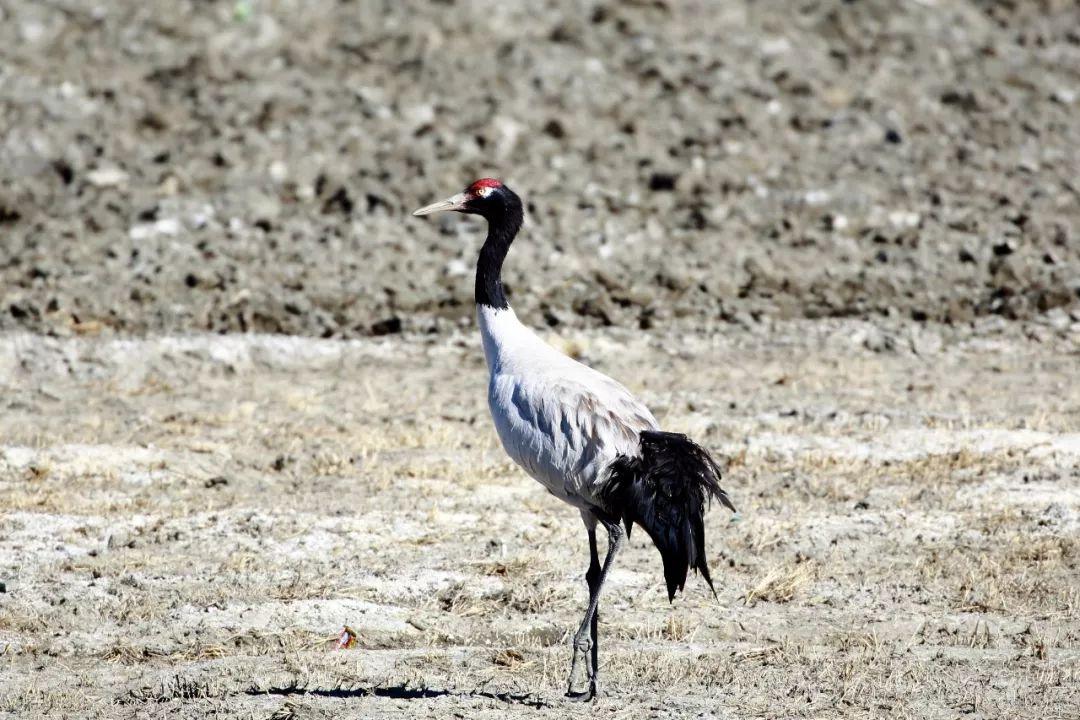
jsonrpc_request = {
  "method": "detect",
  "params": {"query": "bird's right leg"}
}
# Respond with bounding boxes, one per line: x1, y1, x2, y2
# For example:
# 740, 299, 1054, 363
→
567, 524, 602, 697
587, 528, 600, 687
566, 519, 623, 701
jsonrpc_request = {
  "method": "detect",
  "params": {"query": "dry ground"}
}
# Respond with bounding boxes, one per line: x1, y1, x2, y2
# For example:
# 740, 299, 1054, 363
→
2, 320, 1079, 719
4, 1, 1080, 718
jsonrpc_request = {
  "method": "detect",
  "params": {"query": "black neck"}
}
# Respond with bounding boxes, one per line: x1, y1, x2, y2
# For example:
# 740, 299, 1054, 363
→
475, 193, 523, 310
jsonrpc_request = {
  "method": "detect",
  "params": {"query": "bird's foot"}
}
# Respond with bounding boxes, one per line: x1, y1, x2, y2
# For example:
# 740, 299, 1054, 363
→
565, 637, 597, 701
565, 680, 596, 702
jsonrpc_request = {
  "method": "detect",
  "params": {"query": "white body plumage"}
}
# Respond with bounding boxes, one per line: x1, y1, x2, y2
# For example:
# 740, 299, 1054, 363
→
478, 305, 659, 510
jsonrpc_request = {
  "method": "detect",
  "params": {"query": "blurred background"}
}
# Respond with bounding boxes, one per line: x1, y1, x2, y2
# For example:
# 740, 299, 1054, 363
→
1, 0, 1079, 339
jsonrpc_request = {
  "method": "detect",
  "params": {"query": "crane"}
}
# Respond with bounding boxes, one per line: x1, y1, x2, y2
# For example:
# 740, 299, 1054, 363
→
414, 178, 736, 700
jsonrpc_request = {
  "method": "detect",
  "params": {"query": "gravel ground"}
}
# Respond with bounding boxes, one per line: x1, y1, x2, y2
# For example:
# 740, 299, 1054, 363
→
1, 325, 1078, 719
2, 0, 1079, 338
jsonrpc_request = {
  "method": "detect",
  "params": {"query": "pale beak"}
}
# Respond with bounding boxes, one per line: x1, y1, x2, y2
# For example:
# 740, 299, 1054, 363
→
413, 192, 469, 216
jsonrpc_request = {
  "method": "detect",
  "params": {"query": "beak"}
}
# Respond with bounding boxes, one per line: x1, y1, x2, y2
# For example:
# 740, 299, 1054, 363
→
413, 192, 469, 216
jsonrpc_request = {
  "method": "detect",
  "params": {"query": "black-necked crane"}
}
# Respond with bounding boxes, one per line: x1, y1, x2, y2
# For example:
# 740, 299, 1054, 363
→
413, 179, 736, 701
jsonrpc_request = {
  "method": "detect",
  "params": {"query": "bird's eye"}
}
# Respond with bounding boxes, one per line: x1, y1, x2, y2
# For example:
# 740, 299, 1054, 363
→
477, 186, 492, 198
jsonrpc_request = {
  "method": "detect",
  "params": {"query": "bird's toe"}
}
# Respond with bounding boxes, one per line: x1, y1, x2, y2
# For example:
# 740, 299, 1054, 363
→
565, 676, 597, 702
565, 686, 595, 703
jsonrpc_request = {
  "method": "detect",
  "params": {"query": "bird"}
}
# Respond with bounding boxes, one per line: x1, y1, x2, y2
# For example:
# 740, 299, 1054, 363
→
413, 178, 735, 701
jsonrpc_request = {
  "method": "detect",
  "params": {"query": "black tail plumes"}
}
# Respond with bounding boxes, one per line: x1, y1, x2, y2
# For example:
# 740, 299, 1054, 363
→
603, 431, 736, 601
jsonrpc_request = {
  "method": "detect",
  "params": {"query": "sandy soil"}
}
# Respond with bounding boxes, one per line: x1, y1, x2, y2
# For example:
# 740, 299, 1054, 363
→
2, 0, 1080, 338
2, 322, 1078, 718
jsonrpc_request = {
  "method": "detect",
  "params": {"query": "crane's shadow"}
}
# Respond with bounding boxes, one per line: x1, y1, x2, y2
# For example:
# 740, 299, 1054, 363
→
247, 683, 549, 708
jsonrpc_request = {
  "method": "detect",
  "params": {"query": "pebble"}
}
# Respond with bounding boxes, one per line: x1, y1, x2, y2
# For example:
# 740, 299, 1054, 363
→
888, 211, 920, 229
86, 167, 129, 187
1052, 88, 1076, 105
129, 218, 181, 240
20, 22, 47, 43
268, 161, 288, 183
909, 326, 943, 356
760, 37, 792, 56
445, 259, 469, 277
404, 104, 435, 128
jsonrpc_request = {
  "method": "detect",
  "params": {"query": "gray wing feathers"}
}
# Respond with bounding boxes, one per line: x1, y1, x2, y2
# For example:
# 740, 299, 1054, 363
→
493, 371, 657, 501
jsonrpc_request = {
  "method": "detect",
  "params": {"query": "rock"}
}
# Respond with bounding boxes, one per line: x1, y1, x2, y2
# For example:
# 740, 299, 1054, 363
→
370, 317, 402, 335
86, 166, 129, 187
992, 241, 1015, 257
909, 326, 942, 356
129, 218, 181, 240
888, 211, 920, 229
857, 325, 896, 353
648, 173, 678, 192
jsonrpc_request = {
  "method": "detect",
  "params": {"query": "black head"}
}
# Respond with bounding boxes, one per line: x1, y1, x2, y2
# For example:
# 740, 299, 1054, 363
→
412, 178, 518, 220
413, 178, 525, 310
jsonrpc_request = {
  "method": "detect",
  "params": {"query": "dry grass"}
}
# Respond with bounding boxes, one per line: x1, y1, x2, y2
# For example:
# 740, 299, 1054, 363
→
743, 560, 817, 605
1, 330, 1078, 718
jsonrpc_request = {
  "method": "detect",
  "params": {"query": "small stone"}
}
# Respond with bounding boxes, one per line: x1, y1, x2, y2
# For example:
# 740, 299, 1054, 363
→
154, 218, 181, 235
445, 259, 469, 277
860, 326, 895, 353
86, 166, 129, 187
269, 161, 288, 183
1042, 308, 1070, 331
1052, 88, 1076, 105
370, 317, 402, 335
20, 22, 46, 43
542, 119, 566, 139
760, 37, 791, 56
910, 326, 943, 356
158, 175, 180, 195
129, 218, 180, 241
888, 210, 920, 229
648, 173, 678, 192
404, 104, 435, 127
584, 57, 605, 74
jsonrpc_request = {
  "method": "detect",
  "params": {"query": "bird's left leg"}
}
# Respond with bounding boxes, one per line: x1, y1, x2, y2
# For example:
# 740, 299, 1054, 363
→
567, 517, 623, 701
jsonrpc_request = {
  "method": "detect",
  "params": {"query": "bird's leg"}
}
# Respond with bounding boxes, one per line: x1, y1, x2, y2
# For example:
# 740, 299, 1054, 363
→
570, 527, 602, 692
588, 531, 600, 689
566, 527, 599, 698
566, 520, 623, 701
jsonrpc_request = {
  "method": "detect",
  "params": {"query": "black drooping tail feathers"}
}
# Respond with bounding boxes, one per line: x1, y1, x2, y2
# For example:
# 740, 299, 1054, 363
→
603, 431, 736, 601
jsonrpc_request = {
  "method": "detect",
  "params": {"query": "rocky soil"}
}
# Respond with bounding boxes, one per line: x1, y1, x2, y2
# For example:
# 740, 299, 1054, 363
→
2, 0, 1079, 338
